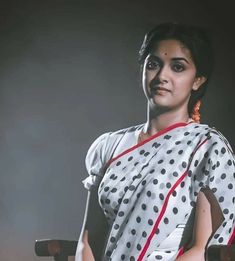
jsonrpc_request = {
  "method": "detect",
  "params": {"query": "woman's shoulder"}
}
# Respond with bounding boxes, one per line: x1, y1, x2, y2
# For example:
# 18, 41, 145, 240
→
109, 123, 145, 137
207, 126, 234, 154
185, 121, 233, 153
85, 123, 144, 165
192, 122, 234, 154
92, 123, 144, 146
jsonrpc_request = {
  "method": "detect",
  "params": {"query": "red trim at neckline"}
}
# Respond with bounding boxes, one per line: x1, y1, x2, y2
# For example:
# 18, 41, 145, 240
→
106, 121, 194, 169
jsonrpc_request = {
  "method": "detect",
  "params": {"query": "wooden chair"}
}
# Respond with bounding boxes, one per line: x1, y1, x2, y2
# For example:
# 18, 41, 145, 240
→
34, 239, 235, 261
35, 239, 77, 261
207, 244, 235, 261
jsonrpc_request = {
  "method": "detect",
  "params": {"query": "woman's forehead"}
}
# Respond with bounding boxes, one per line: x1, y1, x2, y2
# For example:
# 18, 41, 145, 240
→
151, 39, 193, 59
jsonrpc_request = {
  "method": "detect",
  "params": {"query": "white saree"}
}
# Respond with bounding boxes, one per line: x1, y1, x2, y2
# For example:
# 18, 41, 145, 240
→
83, 121, 235, 261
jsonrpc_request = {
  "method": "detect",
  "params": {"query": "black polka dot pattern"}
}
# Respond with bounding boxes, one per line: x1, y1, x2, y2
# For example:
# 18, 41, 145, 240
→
82, 123, 235, 260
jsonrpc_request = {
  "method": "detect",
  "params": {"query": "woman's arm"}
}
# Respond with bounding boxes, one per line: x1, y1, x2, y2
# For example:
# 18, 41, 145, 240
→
80, 229, 95, 261
176, 191, 213, 261
76, 187, 108, 261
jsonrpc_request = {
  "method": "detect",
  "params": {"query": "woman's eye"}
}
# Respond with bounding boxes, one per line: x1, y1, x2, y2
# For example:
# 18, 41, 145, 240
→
146, 60, 160, 70
172, 63, 185, 72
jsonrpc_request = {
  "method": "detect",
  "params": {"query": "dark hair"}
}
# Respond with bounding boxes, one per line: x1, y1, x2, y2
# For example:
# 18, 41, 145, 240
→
138, 22, 214, 118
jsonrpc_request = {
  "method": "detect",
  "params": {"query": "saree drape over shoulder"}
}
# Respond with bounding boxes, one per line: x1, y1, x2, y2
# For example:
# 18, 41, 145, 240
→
83, 122, 235, 261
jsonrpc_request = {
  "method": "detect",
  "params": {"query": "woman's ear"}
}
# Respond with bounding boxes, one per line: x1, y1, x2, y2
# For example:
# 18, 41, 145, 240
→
192, 76, 207, 91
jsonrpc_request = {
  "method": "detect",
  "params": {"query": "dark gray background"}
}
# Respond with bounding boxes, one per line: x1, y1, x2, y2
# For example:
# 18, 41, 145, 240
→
0, 0, 234, 260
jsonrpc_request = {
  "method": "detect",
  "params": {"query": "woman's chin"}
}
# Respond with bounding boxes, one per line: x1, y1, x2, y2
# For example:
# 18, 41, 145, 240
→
149, 96, 171, 109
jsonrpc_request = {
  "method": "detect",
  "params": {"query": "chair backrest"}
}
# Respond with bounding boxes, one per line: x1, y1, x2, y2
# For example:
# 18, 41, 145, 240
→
207, 245, 235, 261
35, 239, 78, 261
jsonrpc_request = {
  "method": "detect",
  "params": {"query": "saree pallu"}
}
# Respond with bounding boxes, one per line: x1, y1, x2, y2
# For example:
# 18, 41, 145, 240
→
83, 122, 235, 261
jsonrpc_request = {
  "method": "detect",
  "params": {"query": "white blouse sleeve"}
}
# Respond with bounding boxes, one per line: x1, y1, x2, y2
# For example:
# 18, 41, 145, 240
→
190, 128, 235, 247
205, 131, 235, 246
82, 132, 111, 190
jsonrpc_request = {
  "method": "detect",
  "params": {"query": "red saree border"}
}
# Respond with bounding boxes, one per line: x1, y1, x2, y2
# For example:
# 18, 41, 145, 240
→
105, 121, 193, 170
137, 170, 189, 261
228, 227, 235, 245
136, 137, 209, 260
176, 247, 184, 258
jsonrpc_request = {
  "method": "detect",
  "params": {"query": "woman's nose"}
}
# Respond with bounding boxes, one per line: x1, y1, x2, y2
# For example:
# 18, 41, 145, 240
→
154, 66, 169, 83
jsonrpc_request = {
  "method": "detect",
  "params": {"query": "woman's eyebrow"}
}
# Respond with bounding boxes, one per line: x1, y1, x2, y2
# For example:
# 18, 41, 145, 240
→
148, 54, 189, 64
171, 57, 189, 64
148, 54, 162, 62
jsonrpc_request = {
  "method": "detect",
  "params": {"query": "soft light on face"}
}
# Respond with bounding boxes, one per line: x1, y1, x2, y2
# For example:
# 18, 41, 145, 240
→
142, 39, 205, 114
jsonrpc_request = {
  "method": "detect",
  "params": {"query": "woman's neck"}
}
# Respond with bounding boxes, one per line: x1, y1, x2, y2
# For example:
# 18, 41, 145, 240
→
144, 105, 190, 136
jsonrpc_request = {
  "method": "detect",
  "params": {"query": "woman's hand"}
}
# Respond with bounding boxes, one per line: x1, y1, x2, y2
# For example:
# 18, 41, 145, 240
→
81, 230, 95, 261
175, 246, 205, 261
76, 230, 95, 261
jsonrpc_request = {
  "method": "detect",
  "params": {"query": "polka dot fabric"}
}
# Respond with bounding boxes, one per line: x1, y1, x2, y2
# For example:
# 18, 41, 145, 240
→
82, 122, 235, 260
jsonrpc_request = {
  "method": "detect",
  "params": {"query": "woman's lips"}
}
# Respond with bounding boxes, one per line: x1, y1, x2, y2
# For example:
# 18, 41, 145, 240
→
151, 86, 171, 94
157, 87, 171, 92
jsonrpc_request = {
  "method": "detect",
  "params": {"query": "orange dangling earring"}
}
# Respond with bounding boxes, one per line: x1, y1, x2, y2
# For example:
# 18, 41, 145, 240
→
191, 100, 201, 123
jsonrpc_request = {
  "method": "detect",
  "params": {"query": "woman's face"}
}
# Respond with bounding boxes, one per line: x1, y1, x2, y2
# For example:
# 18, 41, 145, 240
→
142, 39, 205, 113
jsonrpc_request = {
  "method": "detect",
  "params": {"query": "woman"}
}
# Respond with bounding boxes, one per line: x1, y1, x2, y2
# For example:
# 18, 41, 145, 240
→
76, 22, 235, 261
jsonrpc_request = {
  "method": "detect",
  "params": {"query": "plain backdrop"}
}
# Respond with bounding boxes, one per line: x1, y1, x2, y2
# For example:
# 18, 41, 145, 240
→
0, 0, 234, 260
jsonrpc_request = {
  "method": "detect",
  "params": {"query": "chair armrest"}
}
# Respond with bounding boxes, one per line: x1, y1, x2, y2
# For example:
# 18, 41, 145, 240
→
35, 239, 78, 257
207, 244, 235, 261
